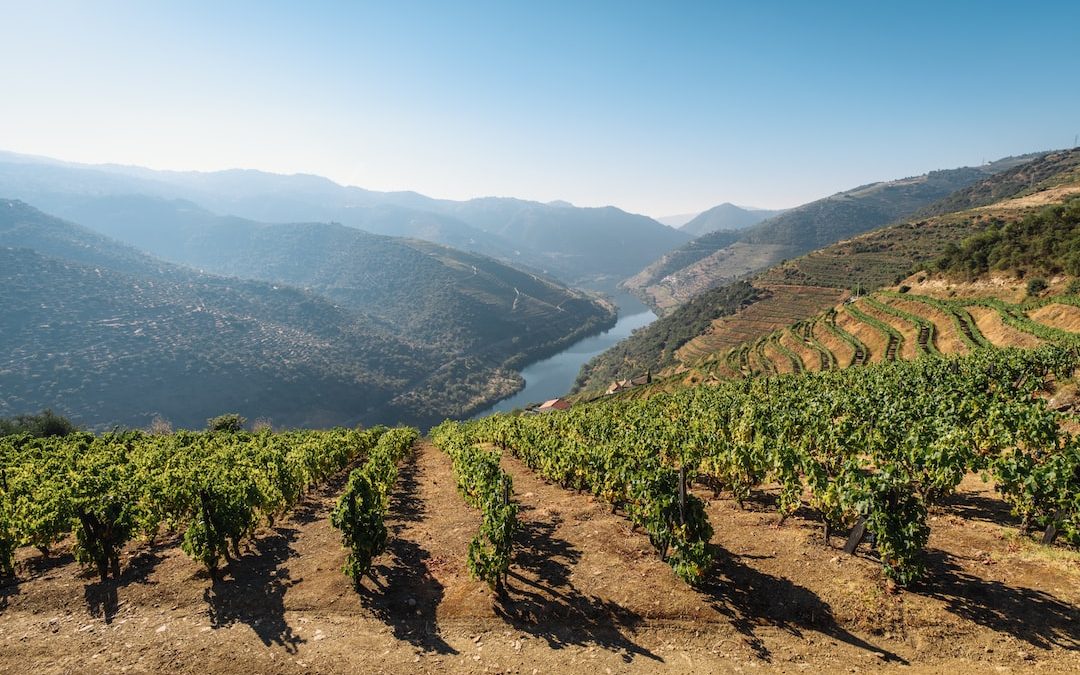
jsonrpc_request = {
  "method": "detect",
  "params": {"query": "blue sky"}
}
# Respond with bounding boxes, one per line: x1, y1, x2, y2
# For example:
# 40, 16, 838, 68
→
1, 1, 1078, 216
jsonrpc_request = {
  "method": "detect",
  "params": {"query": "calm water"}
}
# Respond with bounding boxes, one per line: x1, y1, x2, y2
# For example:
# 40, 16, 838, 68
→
472, 294, 656, 417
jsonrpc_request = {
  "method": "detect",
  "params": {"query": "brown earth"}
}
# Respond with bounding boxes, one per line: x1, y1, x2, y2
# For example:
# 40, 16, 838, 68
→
1, 443, 1079, 673
779, 330, 820, 373
967, 306, 1044, 349
881, 296, 971, 356
836, 307, 890, 364
1030, 303, 1080, 333
814, 319, 856, 367
856, 300, 918, 361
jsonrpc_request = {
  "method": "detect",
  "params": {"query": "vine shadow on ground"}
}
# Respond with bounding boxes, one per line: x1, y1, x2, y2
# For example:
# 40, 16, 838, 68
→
697, 544, 907, 664
360, 452, 457, 655
203, 525, 304, 654
918, 549, 1080, 650
83, 541, 167, 623
0, 576, 18, 611
937, 490, 1016, 526
493, 506, 660, 664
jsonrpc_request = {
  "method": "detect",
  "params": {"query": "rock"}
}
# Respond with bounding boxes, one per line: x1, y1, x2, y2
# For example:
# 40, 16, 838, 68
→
406, 598, 417, 608
1049, 387, 1080, 412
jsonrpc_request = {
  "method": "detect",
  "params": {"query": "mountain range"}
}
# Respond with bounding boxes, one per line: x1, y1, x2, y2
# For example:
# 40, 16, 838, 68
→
623, 154, 1042, 313
0, 199, 615, 429
0, 151, 690, 294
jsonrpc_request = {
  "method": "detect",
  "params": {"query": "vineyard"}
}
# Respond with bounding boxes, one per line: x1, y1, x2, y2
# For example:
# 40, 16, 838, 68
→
0, 426, 393, 580
0, 347, 1079, 670
688, 288, 1080, 381
4, 290, 1080, 671
451, 346, 1080, 587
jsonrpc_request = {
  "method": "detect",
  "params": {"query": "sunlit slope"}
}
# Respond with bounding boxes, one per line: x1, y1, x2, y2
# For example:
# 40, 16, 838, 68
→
624, 153, 1042, 313
576, 149, 1080, 392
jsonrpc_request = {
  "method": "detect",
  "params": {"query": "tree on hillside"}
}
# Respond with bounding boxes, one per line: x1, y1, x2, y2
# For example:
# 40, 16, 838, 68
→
207, 413, 246, 433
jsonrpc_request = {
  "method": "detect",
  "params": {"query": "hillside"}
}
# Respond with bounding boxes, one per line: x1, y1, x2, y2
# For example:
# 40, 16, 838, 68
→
8, 196, 614, 362
577, 149, 1080, 392
624, 153, 1041, 313
678, 203, 783, 236
626, 194, 1080, 390
0, 151, 689, 294
571, 281, 761, 392
0, 246, 427, 429
0, 200, 615, 428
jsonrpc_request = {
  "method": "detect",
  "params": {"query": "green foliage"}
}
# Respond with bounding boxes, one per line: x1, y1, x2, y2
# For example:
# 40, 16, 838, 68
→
458, 409, 717, 586
0, 427, 383, 579
333, 471, 387, 584
1027, 277, 1048, 297
207, 413, 247, 433
468, 346, 1079, 587
430, 423, 518, 588
936, 198, 1080, 278
0, 410, 77, 438
331, 427, 418, 586
70, 435, 147, 580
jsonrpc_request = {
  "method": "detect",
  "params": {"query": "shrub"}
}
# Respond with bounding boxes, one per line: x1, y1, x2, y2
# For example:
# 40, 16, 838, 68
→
207, 413, 246, 433
0, 410, 77, 438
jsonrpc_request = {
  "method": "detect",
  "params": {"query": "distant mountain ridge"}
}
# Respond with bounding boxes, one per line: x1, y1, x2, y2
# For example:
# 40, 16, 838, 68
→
623, 153, 1043, 313
0, 150, 690, 294
678, 203, 784, 236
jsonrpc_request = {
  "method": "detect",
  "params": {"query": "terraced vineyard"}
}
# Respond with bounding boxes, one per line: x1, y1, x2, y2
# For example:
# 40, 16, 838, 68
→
675, 285, 847, 364
695, 287, 1080, 379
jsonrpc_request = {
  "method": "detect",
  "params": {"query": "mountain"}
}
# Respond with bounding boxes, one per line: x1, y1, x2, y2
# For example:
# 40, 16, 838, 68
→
624, 154, 1043, 313
576, 148, 1080, 392
0, 199, 615, 429
657, 212, 699, 228
0, 151, 689, 295
2, 194, 615, 360
678, 203, 784, 237
440, 197, 691, 288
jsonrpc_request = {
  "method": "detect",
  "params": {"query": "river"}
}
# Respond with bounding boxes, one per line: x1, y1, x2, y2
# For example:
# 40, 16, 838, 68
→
472, 293, 656, 417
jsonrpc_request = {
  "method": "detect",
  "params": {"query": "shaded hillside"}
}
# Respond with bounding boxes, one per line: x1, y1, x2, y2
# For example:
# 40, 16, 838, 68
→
0, 151, 688, 293
442, 197, 691, 288
0, 246, 427, 429
625, 153, 1042, 312
6, 196, 615, 363
679, 203, 783, 236
0, 199, 173, 278
0, 200, 615, 428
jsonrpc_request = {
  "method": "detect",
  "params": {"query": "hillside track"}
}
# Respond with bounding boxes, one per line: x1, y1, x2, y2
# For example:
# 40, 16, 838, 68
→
1, 444, 1079, 672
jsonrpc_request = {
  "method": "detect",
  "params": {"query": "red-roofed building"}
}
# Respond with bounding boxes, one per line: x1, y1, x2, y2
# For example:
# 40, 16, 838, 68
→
537, 398, 571, 412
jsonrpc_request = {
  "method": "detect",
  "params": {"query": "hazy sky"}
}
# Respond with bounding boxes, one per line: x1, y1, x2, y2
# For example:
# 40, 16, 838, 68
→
2, 1, 1078, 217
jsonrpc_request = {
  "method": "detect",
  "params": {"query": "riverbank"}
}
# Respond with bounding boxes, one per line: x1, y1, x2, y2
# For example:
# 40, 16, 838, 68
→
470, 293, 656, 417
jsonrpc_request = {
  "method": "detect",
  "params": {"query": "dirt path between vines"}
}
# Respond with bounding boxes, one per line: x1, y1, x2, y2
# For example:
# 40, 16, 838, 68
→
1, 442, 1079, 673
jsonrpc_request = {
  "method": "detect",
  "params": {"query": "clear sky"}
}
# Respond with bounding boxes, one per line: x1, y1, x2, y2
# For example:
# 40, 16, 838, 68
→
2, 1, 1078, 217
